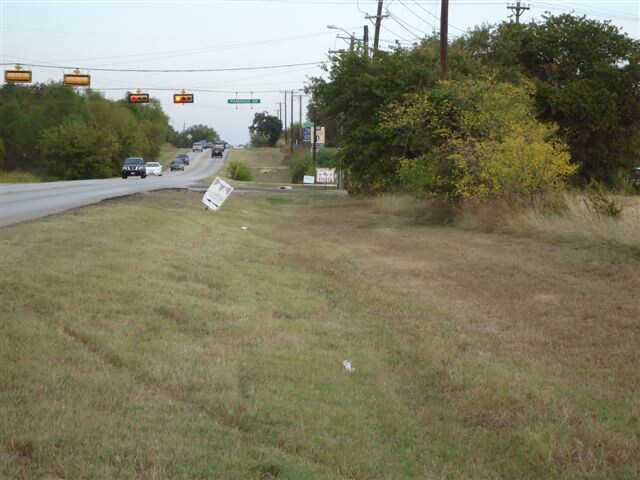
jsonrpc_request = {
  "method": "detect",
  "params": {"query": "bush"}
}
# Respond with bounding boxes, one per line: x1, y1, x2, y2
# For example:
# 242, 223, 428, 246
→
384, 77, 576, 207
288, 149, 315, 183
226, 160, 253, 181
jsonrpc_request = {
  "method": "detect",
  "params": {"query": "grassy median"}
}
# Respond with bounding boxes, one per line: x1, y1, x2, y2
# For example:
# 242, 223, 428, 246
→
1, 184, 638, 478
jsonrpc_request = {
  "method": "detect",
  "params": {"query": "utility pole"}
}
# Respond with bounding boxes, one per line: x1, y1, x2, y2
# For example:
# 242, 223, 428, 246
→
284, 90, 288, 144
372, 0, 384, 52
276, 102, 283, 121
298, 94, 303, 146
363, 25, 369, 56
312, 104, 318, 166
507, 1, 529, 23
439, 0, 449, 82
290, 90, 294, 153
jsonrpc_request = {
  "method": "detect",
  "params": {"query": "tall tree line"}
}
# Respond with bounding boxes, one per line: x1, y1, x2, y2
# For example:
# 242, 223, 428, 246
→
308, 14, 640, 198
0, 83, 172, 179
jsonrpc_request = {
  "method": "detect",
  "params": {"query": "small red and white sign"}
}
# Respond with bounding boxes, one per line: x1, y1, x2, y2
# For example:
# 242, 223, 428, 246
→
316, 168, 335, 184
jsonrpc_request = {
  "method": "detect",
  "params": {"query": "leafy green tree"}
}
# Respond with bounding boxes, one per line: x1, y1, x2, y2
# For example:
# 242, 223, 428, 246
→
459, 15, 640, 185
1, 84, 174, 179
521, 14, 640, 184
38, 120, 119, 180
168, 124, 219, 148
382, 78, 575, 206
249, 112, 282, 147
309, 39, 478, 193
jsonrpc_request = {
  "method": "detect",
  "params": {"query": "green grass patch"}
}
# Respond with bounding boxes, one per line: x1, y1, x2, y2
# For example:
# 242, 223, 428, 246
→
226, 160, 254, 181
0, 170, 47, 183
1, 189, 638, 478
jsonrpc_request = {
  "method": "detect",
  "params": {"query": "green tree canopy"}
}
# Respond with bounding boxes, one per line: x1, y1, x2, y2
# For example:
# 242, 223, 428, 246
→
249, 112, 282, 147
169, 124, 219, 148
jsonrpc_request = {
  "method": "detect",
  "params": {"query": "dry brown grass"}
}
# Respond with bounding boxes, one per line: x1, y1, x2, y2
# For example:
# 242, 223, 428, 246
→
506, 193, 640, 256
1, 185, 638, 478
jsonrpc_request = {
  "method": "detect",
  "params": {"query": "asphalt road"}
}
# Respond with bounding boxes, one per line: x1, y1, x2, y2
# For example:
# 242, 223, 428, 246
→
0, 149, 226, 227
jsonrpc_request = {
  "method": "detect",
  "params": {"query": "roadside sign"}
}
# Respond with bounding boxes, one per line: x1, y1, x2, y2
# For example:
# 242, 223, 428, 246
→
303, 175, 315, 184
316, 168, 335, 184
303, 127, 311, 143
227, 99, 261, 104
202, 177, 234, 211
187, 133, 192, 140
303, 121, 313, 128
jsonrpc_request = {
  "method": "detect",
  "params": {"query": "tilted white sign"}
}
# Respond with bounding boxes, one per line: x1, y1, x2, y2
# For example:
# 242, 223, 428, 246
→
202, 176, 234, 211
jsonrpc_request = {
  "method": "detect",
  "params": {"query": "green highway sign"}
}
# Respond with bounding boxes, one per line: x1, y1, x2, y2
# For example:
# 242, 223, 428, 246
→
227, 98, 261, 104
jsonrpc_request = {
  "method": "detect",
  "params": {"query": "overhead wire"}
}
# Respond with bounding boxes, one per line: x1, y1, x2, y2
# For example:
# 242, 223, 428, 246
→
0, 61, 323, 73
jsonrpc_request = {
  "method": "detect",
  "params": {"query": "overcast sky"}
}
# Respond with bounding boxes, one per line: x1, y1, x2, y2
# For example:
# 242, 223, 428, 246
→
1, 0, 638, 145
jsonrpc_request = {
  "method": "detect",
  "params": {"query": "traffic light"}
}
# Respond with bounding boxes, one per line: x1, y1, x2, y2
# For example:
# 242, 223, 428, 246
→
173, 93, 194, 104
4, 69, 32, 83
63, 73, 91, 87
128, 92, 150, 103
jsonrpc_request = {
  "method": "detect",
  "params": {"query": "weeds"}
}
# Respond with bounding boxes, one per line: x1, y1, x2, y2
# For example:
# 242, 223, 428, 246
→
226, 160, 254, 181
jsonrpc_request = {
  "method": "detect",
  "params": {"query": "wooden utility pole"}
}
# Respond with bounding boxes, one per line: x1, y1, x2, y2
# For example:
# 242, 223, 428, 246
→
439, 0, 449, 82
290, 90, 294, 153
363, 25, 369, 56
507, 1, 529, 23
373, 0, 384, 52
298, 94, 303, 146
312, 104, 318, 166
283, 90, 288, 144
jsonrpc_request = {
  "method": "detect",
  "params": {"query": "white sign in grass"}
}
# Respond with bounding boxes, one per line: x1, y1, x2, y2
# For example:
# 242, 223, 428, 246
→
202, 177, 234, 211
303, 175, 315, 184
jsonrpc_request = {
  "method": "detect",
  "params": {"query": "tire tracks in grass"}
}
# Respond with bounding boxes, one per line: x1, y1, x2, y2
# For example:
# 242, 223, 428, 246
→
59, 322, 338, 478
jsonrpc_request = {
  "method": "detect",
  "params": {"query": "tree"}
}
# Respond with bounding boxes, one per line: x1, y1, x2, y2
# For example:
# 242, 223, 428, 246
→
249, 112, 282, 147
521, 14, 640, 185
459, 15, 640, 186
382, 78, 575, 206
169, 124, 219, 148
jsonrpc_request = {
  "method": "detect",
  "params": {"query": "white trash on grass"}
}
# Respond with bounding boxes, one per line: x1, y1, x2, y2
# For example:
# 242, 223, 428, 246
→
342, 360, 355, 373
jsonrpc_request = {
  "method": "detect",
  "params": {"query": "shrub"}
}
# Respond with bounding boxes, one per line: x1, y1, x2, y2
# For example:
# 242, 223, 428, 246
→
288, 150, 315, 183
384, 77, 576, 207
584, 182, 623, 220
226, 160, 253, 181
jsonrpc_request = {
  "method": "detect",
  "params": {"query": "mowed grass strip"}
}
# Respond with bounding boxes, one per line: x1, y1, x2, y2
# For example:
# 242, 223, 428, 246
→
1, 188, 639, 479
227, 147, 292, 185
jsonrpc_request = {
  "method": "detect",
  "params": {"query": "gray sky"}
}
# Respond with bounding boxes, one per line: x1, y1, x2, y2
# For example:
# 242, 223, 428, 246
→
2, 0, 638, 145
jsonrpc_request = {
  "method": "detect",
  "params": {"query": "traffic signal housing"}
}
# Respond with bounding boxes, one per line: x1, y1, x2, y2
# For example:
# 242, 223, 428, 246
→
4, 69, 32, 83
128, 92, 150, 103
173, 93, 194, 104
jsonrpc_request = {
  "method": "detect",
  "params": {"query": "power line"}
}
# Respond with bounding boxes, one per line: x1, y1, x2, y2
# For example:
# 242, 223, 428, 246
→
0, 61, 323, 73
388, 13, 428, 38
397, 0, 438, 30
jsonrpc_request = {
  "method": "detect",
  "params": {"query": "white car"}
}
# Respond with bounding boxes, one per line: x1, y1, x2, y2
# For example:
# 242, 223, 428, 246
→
145, 162, 162, 176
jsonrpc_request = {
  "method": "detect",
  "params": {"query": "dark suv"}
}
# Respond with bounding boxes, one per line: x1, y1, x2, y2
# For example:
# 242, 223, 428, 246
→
211, 142, 225, 158
121, 157, 146, 179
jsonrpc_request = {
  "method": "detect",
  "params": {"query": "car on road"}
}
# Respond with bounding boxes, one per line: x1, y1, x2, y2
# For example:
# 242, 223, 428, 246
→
176, 153, 190, 165
192, 142, 204, 152
205, 141, 214, 149
170, 159, 185, 171
122, 157, 146, 179
145, 161, 162, 176
211, 142, 225, 158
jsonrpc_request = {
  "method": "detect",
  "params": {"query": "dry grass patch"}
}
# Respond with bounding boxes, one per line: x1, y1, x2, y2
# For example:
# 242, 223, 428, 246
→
228, 148, 291, 184
1, 189, 638, 478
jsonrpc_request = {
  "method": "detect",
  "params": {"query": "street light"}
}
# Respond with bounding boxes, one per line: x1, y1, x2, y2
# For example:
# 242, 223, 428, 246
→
327, 24, 359, 51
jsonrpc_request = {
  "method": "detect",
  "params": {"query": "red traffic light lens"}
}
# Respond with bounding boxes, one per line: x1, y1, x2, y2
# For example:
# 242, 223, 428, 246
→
128, 93, 149, 103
